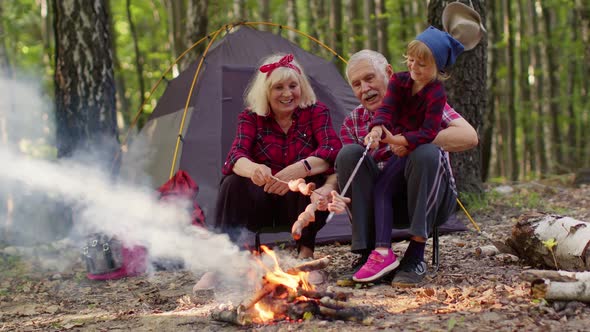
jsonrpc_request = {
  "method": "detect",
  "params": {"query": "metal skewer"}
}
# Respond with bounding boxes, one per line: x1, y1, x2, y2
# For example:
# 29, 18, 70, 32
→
325, 138, 373, 223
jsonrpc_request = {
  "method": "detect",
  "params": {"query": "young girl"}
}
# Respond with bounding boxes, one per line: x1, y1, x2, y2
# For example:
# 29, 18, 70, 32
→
353, 26, 464, 282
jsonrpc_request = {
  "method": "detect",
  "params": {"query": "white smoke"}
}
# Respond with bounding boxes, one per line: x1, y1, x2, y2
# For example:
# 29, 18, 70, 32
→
0, 76, 261, 289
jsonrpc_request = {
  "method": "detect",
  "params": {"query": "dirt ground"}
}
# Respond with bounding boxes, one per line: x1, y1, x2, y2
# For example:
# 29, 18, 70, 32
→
1, 179, 590, 332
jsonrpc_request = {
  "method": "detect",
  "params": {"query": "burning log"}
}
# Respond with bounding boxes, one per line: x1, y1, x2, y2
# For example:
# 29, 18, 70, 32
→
319, 296, 357, 309
506, 213, 590, 270
532, 279, 590, 303
296, 288, 349, 301
211, 306, 248, 326
318, 305, 367, 322
286, 256, 331, 274
238, 281, 278, 312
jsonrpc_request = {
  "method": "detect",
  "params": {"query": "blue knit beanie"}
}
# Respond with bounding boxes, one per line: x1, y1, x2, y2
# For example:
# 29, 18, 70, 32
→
415, 26, 464, 71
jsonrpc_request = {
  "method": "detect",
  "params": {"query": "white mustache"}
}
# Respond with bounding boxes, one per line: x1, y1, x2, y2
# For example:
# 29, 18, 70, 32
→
362, 90, 378, 100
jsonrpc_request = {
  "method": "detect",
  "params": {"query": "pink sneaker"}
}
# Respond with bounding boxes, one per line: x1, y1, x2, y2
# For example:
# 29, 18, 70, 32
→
352, 249, 399, 282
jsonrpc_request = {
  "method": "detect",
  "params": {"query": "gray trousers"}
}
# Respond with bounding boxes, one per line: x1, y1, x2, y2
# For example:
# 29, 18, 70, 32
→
335, 144, 456, 254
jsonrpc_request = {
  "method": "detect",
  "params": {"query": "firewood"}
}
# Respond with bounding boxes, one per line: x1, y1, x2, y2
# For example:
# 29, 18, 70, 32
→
238, 281, 277, 312
286, 256, 330, 274
507, 213, 590, 271
319, 296, 356, 309
318, 305, 367, 322
211, 307, 248, 326
522, 270, 590, 282
475, 245, 500, 257
295, 288, 348, 301
532, 279, 590, 303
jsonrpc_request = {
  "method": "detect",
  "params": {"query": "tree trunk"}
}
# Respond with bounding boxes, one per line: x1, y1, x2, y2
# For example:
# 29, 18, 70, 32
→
578, 0, 590, 167
507, 213, 590, 271
260, 0, 270, 29
566, 10, 579, 169
541, 3, 564, 171
165, 0, 186, 63
181, 0, 208, 71
481, 0, 498, 181
126, 0, 145, 126
40, 0, 52, 69
428, 0, 485, 194
532, 0, 549, 176
330, 0, 344, 73
233, 0, 246, 22
363, 0, 377, 50
106, 0, 130, 131
375, 0, 389, 60
503, 0, 518, 181
53, 0, 118, 159
287, 0, 299, 43
348, 0, 363, 53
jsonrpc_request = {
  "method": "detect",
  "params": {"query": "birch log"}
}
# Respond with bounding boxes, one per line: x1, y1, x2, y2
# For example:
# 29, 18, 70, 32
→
507, 213, 590, 271
531, 279, 590, 303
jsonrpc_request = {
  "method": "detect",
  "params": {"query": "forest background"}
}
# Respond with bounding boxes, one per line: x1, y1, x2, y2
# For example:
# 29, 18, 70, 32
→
0, 0, 589, 239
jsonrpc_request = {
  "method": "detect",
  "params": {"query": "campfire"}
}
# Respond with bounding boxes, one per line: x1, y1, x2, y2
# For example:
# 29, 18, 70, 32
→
211, 245, 368, 325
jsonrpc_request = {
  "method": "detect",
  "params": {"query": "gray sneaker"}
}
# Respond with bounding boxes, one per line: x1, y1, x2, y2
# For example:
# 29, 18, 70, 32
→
391, 256, 427, 288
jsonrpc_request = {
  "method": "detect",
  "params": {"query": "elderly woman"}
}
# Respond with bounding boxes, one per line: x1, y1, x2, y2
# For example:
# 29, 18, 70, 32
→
214, 53, 342, 259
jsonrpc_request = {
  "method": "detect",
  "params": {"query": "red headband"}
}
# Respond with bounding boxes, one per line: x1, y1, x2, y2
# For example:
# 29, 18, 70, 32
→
258, 54, 301, 77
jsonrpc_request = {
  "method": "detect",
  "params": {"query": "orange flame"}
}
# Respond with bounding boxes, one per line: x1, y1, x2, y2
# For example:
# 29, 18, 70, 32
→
259, 245, 314, 291
254, 302, 275, 322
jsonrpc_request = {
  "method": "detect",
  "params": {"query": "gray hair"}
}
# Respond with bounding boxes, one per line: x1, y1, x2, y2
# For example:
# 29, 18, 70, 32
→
345, 49, 390, 84
244, 54, 316, 116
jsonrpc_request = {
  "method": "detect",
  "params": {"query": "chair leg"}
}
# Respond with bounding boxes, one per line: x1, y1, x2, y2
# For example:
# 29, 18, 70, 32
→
432, 226, 439, 273
255, 231, 261, 254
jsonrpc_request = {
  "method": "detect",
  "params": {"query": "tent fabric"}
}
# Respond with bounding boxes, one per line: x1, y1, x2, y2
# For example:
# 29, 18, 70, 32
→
121, 25, 467, 247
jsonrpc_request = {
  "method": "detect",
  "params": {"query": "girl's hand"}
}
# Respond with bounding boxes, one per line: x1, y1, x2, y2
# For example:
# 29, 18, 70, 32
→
251, 164, 272, 186
327, 191, 351, 214
390, 144, 409, 157
364, 126, 383, 149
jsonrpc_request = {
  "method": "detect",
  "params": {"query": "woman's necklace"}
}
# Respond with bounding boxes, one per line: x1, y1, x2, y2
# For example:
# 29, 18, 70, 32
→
277, 118, 293, 134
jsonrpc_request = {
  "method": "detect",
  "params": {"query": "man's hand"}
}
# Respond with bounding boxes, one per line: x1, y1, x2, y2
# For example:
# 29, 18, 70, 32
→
251, 164, 272, 186
327, 191, 351, 214
364, 126, 383, 149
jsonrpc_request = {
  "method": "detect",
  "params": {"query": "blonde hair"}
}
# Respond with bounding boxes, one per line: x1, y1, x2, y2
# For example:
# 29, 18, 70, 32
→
403, 40, 449, 81
245, 54, 316, 116
346, 49, 390, 86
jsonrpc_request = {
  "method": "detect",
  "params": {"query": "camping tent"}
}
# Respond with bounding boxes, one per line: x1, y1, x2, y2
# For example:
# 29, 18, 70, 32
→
120, 25, 359, 244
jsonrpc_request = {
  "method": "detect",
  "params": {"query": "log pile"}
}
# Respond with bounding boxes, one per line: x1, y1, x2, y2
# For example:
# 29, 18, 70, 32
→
211, 256, 369, 326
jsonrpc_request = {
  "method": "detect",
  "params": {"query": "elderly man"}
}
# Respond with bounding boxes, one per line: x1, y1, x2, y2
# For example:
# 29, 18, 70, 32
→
314, 49, 478, 287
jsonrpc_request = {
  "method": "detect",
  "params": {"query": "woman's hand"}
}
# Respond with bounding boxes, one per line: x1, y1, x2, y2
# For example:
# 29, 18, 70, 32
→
327, 191, 351, 214
251, 164, 272, 186
364, 126, 383, 149
266, 162, 308, 195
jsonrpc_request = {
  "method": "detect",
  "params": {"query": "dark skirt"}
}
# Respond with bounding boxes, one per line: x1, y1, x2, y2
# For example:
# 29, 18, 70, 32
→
213, 173, 328, 251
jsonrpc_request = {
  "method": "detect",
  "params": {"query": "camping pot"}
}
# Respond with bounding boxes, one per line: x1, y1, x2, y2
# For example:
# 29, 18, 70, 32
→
82, 233, 123, 275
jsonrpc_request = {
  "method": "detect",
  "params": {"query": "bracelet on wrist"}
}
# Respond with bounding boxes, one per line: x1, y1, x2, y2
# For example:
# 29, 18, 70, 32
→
301, 159, 312, 175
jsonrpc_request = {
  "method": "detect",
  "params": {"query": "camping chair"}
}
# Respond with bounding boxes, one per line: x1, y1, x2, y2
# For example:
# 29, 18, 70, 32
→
253, 222, 292, 254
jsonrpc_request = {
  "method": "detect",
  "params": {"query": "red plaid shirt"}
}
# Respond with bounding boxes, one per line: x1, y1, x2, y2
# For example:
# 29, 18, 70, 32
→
223, 102, 342, 175
341, 103, 460, 170
370, 71, 447, 151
